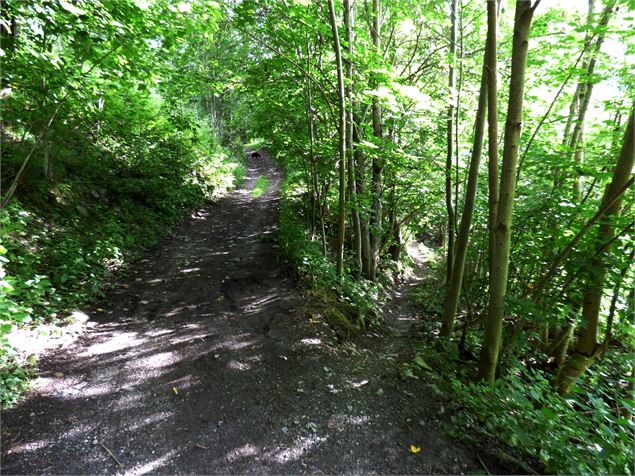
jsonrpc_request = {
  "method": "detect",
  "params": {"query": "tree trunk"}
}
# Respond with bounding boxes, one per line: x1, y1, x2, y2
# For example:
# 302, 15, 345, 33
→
557, 106, 634, 393
562, 0, 594, 148
445, 0, 458, 282
487, 1, 500, 345
343, 0, 362, 273
368, 0, 383, 281
559, 1, 613, 193
440, 11, 491, 337
478, 0, 539, 383
600, 247, 634, 359
354, 111, 373, 277
305, 28, 327, 255
327, 0, 347, 276
567, 2, 613, 198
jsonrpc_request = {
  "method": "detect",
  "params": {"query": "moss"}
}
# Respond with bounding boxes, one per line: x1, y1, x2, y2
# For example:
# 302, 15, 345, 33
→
323, 305, 359, 337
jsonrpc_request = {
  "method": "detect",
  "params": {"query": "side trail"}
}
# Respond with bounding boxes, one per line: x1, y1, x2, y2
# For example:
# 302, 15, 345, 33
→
2, 154, 495, 475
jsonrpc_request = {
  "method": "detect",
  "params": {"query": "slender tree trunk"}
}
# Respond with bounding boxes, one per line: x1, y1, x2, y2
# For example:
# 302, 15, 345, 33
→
368, 0, 383, 281
559, 1, 613, 193
557, 107, 634, 393
343, 0, 362, 273
327, 0, 347, 276
600, 247, 634, 359
487, 1, 500, 339
573, 125, 584, 201
551, 0, 603, 335
562, 0, 594, 147
445, 0, 458, 282
42, 133, 51, 178
478, 0, 539, 383
354, 111, 372, 277
305, 31, 326, 253
440, 16, 491, 337
567, 1, 612, 155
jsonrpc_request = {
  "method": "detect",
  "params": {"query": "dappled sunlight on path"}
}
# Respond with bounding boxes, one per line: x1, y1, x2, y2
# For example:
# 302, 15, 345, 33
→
2, 154, 490, 475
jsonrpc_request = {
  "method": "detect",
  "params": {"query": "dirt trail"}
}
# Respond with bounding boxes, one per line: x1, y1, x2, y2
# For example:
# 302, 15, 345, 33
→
2, 154, 496, 475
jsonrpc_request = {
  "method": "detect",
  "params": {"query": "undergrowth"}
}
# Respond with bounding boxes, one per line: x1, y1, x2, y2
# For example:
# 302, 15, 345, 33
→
408, 269, 635, 476
276, 168, 382, 338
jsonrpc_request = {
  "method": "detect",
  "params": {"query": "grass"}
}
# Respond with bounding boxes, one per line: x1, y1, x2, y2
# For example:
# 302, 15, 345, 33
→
252, 176, 269, 197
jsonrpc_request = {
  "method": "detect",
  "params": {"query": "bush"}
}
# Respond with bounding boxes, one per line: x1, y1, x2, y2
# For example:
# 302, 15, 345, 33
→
0, 114, 245, 407
409, 342, 635, 475
276, 170, 381, 334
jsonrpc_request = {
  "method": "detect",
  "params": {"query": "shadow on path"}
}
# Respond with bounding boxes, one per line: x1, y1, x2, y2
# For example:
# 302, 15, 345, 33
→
2, 154, 496, 475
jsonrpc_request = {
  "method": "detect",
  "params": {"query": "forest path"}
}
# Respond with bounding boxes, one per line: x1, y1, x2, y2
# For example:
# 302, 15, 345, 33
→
2, 154, 494, 475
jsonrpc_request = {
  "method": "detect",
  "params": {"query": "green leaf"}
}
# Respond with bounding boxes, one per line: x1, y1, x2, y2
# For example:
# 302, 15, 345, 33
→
59, 0, 86, 16
540, 407, 558, 420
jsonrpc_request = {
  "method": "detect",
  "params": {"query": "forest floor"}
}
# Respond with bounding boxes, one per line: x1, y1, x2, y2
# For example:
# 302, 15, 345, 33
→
2, 154, 505, 475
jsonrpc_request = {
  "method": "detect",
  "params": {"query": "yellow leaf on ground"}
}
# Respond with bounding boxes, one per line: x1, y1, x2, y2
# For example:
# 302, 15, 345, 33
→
409, 445, 421, 454
172, 387, 179, 395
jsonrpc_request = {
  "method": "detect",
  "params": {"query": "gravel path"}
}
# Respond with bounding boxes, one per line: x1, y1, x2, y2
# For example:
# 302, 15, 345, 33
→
1, 154, 498, 475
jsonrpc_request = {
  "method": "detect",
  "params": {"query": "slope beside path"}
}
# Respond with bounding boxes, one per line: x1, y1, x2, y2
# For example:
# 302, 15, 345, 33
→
2, 153, 497, 475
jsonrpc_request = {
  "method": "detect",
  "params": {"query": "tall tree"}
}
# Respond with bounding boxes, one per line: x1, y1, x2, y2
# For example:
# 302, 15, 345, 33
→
486, 0, 500, 358
343, 0, 362, 273
478, 0, 541, 383
327, 0, 347, 276
445, 0, 459, 282
368, 0, 383, 281
565, 1, 614, 200
557, 106, 634, 394
440, 0, 494, 338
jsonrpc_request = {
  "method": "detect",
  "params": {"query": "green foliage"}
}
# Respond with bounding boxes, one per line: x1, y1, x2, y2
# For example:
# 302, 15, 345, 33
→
1, 0, 634, 471
277, 170, 381, 334
0, 351, 34, 409
0, 94, 243, 408
409, 340, 635, 476
451, 370, 634, 475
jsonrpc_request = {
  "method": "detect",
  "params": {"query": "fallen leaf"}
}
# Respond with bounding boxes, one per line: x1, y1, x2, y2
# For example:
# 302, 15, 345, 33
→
409, 445, 421, 454
172, 387, 179, 395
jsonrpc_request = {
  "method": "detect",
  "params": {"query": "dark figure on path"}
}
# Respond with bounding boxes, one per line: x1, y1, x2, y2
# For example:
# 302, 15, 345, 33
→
251, 151, 261, 160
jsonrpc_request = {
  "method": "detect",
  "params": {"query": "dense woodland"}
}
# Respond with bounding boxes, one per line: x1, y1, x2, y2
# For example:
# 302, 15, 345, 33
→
1, 0, 634, 474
